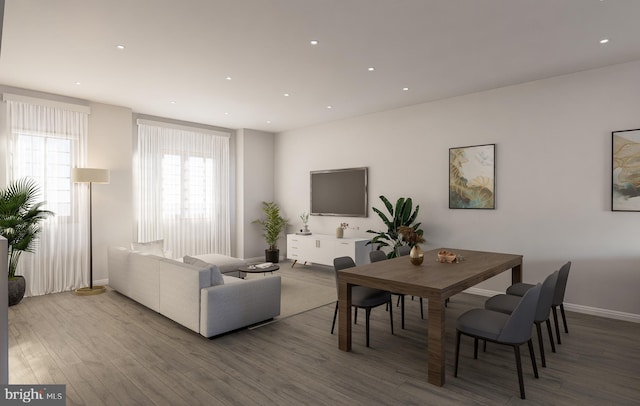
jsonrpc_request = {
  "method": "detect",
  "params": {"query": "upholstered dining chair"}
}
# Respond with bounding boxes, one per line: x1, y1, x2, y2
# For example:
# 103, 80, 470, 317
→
395, 245, 426, 316
506, 261, 571, 344
331, 256, 394, 347
455, 283, 542, 400
369, 250, 414, 329
485, 270, 559, 368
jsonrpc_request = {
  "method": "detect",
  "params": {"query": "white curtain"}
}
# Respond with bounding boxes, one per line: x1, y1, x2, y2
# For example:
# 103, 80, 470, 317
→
136, 121, 230, 258
5, 98, 89, 296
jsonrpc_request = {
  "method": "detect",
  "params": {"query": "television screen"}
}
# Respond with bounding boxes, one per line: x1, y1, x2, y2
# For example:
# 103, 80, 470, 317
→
310, 167, 368, 217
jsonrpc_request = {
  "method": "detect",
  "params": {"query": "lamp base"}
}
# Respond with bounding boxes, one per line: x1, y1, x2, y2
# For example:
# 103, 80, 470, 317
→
75, 285, 107, 296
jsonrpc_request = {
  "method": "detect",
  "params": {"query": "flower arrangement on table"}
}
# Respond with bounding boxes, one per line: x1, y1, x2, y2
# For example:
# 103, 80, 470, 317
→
397, 225, 425, 245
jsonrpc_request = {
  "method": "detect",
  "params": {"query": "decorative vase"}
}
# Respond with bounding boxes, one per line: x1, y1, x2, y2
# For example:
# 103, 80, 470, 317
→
336, 227, 344, 238
8, 276, 26, 306
409, 245, 424, 266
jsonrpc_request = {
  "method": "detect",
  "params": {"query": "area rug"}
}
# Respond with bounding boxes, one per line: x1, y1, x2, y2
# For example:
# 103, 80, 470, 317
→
246, 272, 336, 322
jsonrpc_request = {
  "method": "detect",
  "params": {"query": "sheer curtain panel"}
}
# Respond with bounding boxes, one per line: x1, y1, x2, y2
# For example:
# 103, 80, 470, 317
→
5, 95, 89, 296
136, 120, 230, 258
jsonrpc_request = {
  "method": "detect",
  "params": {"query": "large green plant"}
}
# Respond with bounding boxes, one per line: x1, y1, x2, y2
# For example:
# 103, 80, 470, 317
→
253, 201, 288, 250
366, 195, 423, 258
0, 178, 54, 278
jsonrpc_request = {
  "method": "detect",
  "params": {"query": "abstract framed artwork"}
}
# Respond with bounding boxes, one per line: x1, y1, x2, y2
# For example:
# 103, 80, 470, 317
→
612, 128, 640, 211
449, 143, 495, 209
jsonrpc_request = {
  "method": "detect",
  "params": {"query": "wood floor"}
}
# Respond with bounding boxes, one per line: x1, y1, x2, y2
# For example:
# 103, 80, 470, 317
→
8, 263, 640, 405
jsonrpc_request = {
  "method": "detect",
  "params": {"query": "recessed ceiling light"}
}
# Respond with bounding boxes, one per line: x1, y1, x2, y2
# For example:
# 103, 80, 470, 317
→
116, 44, 125, 50
169, 101, 176, 104
266, 120, 272, 124
283, 93, 290, 97
310, 40, 319, 45
225, 76, 232, 80
224, 112, 229, 115
368, 67, 375, 71
75, 81, 81, 85
326, 105, 333, 109
600, 38, 609, 44
402, 87, 409, 91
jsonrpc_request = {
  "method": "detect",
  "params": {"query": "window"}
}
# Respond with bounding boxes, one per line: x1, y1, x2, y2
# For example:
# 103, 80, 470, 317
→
136, 120, 230, 258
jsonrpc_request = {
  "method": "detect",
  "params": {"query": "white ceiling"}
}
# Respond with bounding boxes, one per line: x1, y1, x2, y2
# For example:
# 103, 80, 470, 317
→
1, 0, 640, 133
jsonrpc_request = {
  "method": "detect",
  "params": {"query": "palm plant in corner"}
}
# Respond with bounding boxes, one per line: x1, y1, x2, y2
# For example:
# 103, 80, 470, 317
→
253, 201, 288, 263
0, 178, 54, 306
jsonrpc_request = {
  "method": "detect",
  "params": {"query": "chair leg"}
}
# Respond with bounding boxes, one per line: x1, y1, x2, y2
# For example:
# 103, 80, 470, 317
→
365, 308, 371, 347
473, 337, 479, 359
330, 302, 338, 334
528, 339, 539, 379
560, 303, 569, 333
419, 297, 424, 319
389, 299, 394, 335
546, 319, 556, 353
514, 345, 526, 399
454, 331, 461, 377
396, 295, 401, 307
535, 322, 546, 368
400, 295, 405, 329
354, 307, 358, 325
552, 306, 562, 344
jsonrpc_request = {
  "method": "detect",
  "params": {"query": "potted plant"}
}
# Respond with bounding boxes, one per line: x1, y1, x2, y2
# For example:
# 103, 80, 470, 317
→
253, 201, 288, 263
366, 195, 424, 258
0, 178, 54, 306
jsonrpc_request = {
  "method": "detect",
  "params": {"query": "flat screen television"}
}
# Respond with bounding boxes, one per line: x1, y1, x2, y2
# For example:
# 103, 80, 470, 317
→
310, 167, 368, 217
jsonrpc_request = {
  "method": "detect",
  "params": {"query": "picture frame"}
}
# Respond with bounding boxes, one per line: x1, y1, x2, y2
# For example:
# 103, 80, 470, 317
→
449, 143, 495, 209
612, 129, 640, 211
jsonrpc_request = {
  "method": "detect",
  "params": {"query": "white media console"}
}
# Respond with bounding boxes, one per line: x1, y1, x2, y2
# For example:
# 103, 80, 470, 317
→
286, 233, 371, 267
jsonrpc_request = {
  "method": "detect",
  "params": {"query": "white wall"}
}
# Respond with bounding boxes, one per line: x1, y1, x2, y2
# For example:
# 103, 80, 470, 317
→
275, 60, 640, 319
236, 128, 276, 260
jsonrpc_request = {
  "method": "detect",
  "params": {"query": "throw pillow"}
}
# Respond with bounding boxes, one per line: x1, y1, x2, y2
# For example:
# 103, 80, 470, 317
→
184, 256, 225, 286
131, 239, 165, 256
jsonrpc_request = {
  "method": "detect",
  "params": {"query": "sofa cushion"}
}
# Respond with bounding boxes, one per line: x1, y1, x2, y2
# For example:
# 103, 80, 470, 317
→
132, 239, 165, 256
183, 256, 224, 286
183, 254, 246, 275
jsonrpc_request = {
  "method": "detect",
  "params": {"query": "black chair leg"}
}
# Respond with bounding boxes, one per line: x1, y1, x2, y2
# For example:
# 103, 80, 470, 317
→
331, 302, 338, 334
354, 308, 358, 325
389, 299, 394, 335
514, 345, 526, 400
473, 337, 479, 359
552, 306, 562, 344
365, 308, 371, 347
420, 297, 424, 319
400, 295, 405, 329
528, 339, 539, 378
454, 331, 461, 377
535, 322, 546, 368
560, 303, 569, 333
546, 319, 556, 353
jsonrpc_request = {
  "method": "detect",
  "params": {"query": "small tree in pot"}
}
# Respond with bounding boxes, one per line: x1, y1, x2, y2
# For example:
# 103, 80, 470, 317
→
253, 201, 288, 263
0, 178, 54, 306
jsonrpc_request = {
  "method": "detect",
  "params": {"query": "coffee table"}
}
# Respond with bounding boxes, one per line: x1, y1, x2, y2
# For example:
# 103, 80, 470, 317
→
238, 264, 280, 277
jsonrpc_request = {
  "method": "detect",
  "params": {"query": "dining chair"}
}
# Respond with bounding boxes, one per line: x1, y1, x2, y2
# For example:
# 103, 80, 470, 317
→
370, 249, 416, 329
395, 244, 426, 316
455, 283, 542, 400
484, 270, 559, 367
506, 261, 571, 344
330, 256, 394, 347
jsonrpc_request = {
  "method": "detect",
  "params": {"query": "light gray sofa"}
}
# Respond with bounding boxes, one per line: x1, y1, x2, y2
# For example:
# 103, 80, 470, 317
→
107, 247, 281, 337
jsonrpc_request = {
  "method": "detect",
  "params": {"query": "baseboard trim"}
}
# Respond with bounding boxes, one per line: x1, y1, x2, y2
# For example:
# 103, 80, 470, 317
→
464, 287, 640, 324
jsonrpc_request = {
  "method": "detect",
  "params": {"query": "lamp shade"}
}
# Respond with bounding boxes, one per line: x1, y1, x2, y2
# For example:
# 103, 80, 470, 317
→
71, 168, 110, 184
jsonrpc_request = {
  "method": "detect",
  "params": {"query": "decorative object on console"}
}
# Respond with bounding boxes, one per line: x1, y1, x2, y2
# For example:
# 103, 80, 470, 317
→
0, 178, 54, 306
336, 222, 348, 239
612, 128, 640, 211
297, 212, 311, 235
398, 226, 425, 265
253, 201, 288, 263
366, 195, 423, 258
449, 144, 495, 209
72, 168, 110, 296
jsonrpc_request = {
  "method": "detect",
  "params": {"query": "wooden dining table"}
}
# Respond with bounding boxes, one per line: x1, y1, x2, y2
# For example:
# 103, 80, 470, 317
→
337, 248, 523, 386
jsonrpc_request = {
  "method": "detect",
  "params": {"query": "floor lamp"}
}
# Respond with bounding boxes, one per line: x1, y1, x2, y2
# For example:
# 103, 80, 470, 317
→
72, 168, 110, 296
